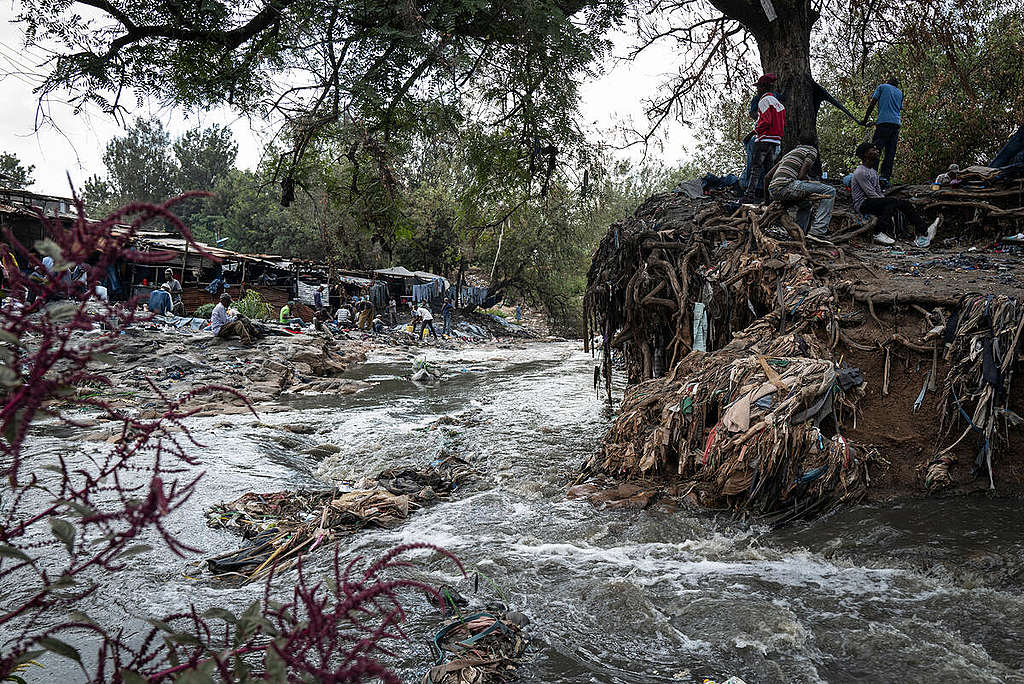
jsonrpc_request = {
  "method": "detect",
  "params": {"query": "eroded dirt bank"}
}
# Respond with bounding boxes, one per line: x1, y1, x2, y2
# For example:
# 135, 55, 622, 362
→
577, 187, 1024, 517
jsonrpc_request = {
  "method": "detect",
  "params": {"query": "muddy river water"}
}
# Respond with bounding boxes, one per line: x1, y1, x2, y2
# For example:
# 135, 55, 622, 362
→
16, 342, 1024, 682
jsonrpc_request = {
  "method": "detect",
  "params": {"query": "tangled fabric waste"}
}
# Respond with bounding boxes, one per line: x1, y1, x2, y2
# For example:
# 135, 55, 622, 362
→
581, 189, 1024, 519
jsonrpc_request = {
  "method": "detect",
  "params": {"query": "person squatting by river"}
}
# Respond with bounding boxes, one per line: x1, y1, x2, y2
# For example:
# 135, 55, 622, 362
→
210, 293, 256, 345
851, 141, 940, 246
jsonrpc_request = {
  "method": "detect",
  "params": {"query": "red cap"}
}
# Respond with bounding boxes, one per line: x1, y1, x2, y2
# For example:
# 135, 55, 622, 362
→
755, 73, 778, 87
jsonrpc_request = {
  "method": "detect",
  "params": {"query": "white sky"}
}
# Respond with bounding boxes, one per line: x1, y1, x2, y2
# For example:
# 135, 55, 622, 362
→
0, 12, 693, 195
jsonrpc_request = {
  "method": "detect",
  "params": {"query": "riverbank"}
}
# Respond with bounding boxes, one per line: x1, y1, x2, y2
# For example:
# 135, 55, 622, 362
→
62, 307, 559, 419
579, 188, 1024, 519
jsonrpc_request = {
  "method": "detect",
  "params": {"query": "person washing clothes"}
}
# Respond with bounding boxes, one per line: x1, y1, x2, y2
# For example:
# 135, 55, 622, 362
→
851, 142, 940, 246
280, 300, 303, 327
417, 303, 437, 338
861, 76, 904, 184
743, 74, 786, 204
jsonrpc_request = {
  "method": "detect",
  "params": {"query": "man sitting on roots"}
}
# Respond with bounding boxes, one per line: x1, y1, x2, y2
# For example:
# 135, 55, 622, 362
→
210, 293, 256, 344
851, 141, 940, 246
764, 135, 836, 237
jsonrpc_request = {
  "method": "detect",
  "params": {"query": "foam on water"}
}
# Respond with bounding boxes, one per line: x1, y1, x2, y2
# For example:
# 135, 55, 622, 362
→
11, 342, 1024, 682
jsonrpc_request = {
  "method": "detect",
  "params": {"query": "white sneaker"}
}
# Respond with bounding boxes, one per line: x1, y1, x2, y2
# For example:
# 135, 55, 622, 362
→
874, 232, 896, 245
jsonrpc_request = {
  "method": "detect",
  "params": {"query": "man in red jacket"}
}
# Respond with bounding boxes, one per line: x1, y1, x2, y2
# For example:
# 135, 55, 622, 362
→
743, 73, 786, 203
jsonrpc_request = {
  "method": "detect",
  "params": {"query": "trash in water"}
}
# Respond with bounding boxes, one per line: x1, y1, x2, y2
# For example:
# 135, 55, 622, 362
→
422, 610, 527, 684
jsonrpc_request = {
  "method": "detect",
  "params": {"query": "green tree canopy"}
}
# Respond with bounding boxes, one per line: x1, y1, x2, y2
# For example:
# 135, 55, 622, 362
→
0, 152, 35, 189
102, 117, 179, 203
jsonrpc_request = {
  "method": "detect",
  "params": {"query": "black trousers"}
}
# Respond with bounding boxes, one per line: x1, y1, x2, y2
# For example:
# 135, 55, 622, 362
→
872, 123, 900, 181
860, 196, 923, 236
418, 319, 437, 338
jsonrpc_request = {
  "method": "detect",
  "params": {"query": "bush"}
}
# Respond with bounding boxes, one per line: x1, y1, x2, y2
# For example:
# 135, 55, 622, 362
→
234, 289, 272, 320
194, 302, 214, 318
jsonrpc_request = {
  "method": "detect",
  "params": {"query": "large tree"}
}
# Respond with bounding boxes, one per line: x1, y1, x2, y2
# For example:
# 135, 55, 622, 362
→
14, 0, 619, 199
101, 116, 179, 202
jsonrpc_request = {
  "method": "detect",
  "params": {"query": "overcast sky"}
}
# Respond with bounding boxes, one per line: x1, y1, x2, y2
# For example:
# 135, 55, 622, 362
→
0, 14, 692, 195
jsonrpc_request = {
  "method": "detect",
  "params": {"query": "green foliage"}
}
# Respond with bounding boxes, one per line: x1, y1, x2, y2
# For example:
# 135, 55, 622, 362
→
233, 289, 272, 320
102, 118, 179, 203
0, 152, 34, 189
193, 303, 214, 319
815, 2, 1024, 183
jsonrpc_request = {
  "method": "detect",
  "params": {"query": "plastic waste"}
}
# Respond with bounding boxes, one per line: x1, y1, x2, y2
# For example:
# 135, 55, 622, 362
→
873, 232, 896, 245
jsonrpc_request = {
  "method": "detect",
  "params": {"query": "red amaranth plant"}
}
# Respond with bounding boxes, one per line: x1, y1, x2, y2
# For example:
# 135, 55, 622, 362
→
0, 196, 460, 681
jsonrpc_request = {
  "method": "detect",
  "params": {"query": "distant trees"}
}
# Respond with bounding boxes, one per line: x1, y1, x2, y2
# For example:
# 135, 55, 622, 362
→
0, 151, 35, 189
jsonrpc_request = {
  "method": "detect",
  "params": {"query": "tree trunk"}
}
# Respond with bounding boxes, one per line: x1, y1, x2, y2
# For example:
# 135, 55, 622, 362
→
756, 6, 816, 150
714, 0, 819, 150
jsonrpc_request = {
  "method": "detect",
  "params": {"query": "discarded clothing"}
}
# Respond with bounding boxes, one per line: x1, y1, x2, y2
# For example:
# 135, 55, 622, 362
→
990, 125, 1024, 168
701, 173, 739, 192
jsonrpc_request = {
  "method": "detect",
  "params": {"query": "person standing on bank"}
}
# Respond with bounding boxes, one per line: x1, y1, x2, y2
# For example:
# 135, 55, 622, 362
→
743, 74, 786, 203
861, 76, 904, 184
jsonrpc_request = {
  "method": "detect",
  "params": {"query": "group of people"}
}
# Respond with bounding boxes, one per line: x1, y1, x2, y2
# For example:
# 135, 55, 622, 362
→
408, 298, 456, 338
331, 294, 394, 332
742, 72, 938, 245
148, 269, 185, 315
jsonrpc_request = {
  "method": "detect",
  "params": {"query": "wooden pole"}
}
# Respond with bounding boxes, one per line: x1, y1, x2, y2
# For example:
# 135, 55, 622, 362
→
181, 242, 189, 284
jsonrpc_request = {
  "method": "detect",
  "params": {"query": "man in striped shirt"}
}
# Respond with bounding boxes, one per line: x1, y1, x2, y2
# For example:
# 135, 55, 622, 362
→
765, 138, 836, 237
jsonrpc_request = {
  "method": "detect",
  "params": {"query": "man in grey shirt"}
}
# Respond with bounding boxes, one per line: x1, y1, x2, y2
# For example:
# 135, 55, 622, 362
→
163, 268, 184, 315
852, 142, 939, 245
210, 293, 255, 344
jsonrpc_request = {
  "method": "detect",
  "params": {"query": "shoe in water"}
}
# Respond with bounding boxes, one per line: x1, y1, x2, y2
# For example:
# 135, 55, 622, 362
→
874, 232, 896, 245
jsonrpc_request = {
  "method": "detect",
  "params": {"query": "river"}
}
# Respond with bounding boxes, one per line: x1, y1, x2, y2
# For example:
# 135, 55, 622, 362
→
13, 342, 1024, 682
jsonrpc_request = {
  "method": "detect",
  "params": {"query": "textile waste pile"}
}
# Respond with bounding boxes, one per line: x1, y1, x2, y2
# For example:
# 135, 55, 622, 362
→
200, 459, 474, 582
582, 190, 1024, 518
423, 610, 528, 684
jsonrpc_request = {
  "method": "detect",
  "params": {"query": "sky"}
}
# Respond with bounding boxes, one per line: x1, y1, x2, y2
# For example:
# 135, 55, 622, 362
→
0, 13, 693, 196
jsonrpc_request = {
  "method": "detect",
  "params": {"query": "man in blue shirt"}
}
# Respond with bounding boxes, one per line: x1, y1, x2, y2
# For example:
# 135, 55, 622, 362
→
861, 77, 904, 183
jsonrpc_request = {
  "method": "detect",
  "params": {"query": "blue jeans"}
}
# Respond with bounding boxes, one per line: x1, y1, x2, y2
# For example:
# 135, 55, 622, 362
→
991, 125, 1024, 168
442, 311, 451, 335
743, 141, 780, 201
772, 180, 836, 234
739, 136, 756, 190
